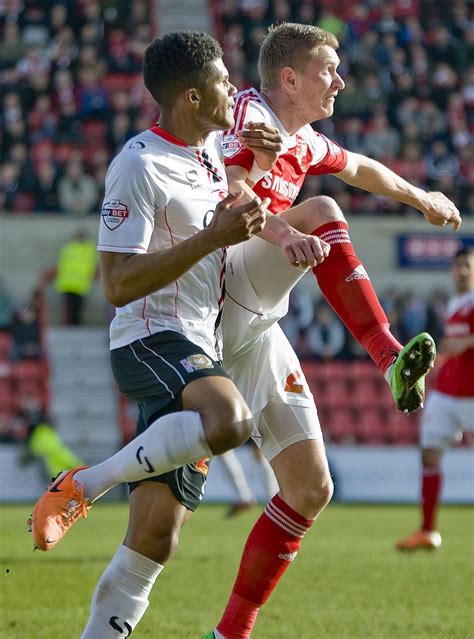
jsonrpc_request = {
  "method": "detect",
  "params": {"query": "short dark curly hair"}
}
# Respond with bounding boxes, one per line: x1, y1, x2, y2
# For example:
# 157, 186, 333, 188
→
143, 31, 223, 109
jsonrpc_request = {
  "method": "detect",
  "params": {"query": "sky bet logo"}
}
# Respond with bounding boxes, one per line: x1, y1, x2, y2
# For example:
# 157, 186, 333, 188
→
101, 200, 129, 230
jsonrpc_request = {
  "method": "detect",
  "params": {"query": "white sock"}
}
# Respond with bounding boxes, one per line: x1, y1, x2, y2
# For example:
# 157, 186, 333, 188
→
220, 450, 254, 502
214, 630, 225, 638
385, 362, 394, 384
76, 411, 212, 501
81, 544, 163, 638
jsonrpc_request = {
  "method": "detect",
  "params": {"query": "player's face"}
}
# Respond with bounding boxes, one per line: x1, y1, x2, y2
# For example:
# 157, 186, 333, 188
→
452, 253, 474, 293
294, 45, 345, 122
200, 58, 237, 130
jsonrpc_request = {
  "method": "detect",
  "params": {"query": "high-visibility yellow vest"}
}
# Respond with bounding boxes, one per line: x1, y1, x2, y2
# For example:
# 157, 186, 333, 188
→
54, 240, 97, 296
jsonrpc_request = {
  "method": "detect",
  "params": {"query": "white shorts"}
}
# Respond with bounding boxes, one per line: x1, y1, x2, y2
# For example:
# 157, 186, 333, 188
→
223, 238, 321, 461
420, 390, 474, 450
223, 235, 308, 358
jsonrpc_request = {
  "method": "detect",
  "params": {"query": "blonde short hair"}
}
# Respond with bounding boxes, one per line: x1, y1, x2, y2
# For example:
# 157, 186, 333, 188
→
258, 23, 339, 90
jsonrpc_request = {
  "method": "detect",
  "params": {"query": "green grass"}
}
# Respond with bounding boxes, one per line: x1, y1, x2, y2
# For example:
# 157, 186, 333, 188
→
1, 503, 473, 638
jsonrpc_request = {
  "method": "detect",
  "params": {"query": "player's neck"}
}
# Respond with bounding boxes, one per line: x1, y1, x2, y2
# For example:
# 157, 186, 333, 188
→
159, 111, 210, 147
260, 89, 310, 136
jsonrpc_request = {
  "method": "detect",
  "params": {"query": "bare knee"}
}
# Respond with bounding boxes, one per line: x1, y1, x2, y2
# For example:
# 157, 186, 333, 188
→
304, 472, 334, 515
283, 196, 345, 234
309, 196, 344, 226
205, 405, 253, 454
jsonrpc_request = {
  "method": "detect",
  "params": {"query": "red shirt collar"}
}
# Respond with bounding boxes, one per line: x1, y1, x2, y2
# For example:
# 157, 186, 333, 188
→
150, 125, 188, 147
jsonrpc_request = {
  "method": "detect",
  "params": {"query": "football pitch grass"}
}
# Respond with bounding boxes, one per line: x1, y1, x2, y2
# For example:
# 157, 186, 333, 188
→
1, 503, 472, 638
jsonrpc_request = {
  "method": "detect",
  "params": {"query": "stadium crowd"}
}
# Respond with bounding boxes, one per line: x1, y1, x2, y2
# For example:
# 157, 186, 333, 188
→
0, 0, 472, 215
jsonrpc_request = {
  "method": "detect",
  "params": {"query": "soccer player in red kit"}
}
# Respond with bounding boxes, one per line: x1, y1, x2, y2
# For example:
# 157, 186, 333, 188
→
203, 23, 461, 639
223, 23, 461, 414
397, 247, 474, 551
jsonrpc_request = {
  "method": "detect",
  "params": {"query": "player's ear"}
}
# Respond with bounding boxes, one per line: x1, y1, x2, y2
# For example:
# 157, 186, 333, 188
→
281, 66, 297, 91
185, 87, 201, 109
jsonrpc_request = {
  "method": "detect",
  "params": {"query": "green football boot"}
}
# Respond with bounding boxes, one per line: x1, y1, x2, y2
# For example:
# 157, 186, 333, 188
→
389, 332, 436, 413
201, 634, 216, 639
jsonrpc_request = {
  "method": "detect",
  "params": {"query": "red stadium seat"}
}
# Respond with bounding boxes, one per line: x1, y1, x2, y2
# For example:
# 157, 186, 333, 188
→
0, 379, 14, 412
326, 408, 355, 444
104, 73, 140, 93
355, 408, 387, 444
82, 120, 107, 143
0, 332, 13, 359
386, 412, 420, 445
12, 360, 46, 383
351, 379, 384, 409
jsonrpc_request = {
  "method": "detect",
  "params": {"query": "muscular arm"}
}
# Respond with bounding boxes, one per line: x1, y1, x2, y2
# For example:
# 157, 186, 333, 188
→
337, 151, 462, 230
101, 230, 221, 307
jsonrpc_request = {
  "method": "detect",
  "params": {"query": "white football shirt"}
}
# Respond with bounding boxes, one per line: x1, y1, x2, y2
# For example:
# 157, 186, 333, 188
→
98, 126, 228, 359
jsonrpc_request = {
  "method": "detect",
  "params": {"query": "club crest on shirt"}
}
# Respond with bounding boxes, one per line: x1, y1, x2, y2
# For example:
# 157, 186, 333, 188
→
222, 133, 242, 159
180, 354, 214, 372
101, 200, 129, 230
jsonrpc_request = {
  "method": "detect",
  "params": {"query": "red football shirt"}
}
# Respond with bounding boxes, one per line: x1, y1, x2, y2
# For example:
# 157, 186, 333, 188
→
223, 88, 348, 214
435, 291, 474, 397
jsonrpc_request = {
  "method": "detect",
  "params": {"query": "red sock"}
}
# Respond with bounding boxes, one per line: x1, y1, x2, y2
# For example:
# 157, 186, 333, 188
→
313, 221, 402, 373
421, 465, 442, 531
216, 494, 314, 638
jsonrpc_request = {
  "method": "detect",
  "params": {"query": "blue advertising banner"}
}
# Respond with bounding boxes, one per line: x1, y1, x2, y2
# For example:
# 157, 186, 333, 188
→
397, 234, 474, 269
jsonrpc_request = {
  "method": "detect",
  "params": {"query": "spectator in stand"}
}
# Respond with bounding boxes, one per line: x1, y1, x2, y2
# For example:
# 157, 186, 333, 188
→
365, 112, 401, 161
8, 142, 36, 194
0, 23, 25, 69
11, 300, 42, 360
57, 159, 99, 216
399, 290, 428, 342
76, 68, 109, 120
34, 162, 60, 213
0, 162, 21, 212
425, 140, 460, 185
0, 277, 14, 332
306, 303, 346, 362
50, 229, 98, 326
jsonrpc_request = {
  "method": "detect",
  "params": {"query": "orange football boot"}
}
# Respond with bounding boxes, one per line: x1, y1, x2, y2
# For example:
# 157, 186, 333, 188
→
29, 466, 91, 551
396, 529, 442, 551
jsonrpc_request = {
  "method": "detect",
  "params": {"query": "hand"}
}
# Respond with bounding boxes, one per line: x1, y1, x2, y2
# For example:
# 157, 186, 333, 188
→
207, 191, 268, 247
237, 122, 283, 171
421, 192, 462, 230
279, 230, 330, 268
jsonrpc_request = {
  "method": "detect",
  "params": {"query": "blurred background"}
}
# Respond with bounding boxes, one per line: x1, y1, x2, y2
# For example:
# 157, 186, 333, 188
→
0, 0, 473, 505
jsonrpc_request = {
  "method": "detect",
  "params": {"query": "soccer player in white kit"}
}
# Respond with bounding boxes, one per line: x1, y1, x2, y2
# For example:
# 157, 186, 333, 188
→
397, 247, 474, 551
28, 32, 282, 637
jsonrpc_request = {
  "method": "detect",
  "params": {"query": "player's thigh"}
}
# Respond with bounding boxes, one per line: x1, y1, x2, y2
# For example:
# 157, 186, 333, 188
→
226, 235, 308, 314
420, 390, 470, 450
125, 481, 192, 563
182, 374, 252, 424
258, 398, 323, 464
111, 330, 249, 427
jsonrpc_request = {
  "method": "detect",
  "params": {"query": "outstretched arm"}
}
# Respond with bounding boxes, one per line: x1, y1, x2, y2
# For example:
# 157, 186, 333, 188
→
337, 151, 462, 230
